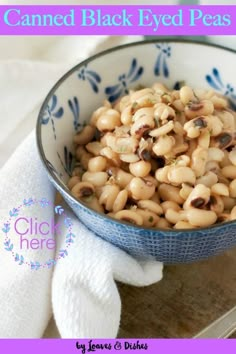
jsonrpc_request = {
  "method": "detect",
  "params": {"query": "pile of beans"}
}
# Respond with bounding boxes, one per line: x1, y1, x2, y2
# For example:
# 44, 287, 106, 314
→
68, 83, 236, 229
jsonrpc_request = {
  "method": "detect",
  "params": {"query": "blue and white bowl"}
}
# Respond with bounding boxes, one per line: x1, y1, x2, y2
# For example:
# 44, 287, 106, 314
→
36, 40, 236, 263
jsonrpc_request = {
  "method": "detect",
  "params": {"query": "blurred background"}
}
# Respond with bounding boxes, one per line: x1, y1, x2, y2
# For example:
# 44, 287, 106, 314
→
0, 0, 234, 63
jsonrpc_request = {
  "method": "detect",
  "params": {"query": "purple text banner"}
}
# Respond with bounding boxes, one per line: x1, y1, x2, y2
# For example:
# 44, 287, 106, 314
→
0, 5, 235, 35
0, 339, 236, 354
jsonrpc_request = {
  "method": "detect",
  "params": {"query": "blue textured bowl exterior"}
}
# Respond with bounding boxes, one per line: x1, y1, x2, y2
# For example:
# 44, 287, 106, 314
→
37, 40, 236, 264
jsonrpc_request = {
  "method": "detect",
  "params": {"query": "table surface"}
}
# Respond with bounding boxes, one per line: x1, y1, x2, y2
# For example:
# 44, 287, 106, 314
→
117, 248, 236, 338
44, 248, 236, 338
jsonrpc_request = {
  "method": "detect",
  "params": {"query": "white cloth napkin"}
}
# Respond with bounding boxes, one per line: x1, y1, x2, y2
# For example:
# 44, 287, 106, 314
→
0, 34, 163, 338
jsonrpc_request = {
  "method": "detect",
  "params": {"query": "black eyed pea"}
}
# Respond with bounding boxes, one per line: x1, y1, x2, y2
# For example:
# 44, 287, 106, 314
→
175, 155, 190, 167
68, 176, 81, 190
71, 181, 95, 200
210, 95, 228, 110
185, 209, 217, 227
149, 121, 174, 138
184, 184, 210, 210
161, 201, 181, 213
121, 105, 133, 125
144, 175, 159, 188
230, 206, 236, 221
187, 139, 198, 158
86, 141, 103, 156
113, 190, 128, 213
211, 132, 233, 150
74, 125, 96, 145
137, 200, 163, 215
152, 82, 169, 93
185, 100, 214, 119
172, 142, 189, 156
136, 208, 159, 227
229, 179, 236, 198
165, 209, 187, 225
222, 196, 236, 211
208, 194, 224, 215
191, 147, 208, 178
114, 124, 131, 137
217, 213, 230, 223
76, 146, 93, 170
154, 103, 176, 122
130, 114, 155, 139
211, 183, 229, 197
158, 184, 184, 205
114, 210, 143, 226
184, 117, 208, 139
196, 171, 218, 188
167, 166, 196, 186
172, 99, 185, 112
179, 86, 195, 105
100, 147, 121, 167
88, 156, 107, 172
99, 184, 120, 211
83, 196, 104, 213
96, 109, 121, 132
174, 221, 197, 229
132, 107, 154, 123
82, 171, 108, 187
94, 186, 104, 199
129, 161, 152, 178
106, 135, 139, 154
118, 95, 131, 112
220, 151, 232, 168
160, 92, 173, 104
155, 217, 171, 229
100, 132, 112, 147
228, 150, 236, 166
107, 168, 133, 189
221, 166, 236, 180
179, 183, 194, 200
205, 115, 223, 137
155, 166, 171, 184
137, 93, 159, 107
173, 121, 185, 136
90, 106, 109, 126
170, 90, 180, 100
205, 161, 220, 173
198, 131, 210, 149
207, 148, 224, 162
184, 126, 200, 139
152, 135, 175, 157
120, 154, 140, 164
216, 110, 236, 131
129, 177, 156, 200
130, 88, 154, 102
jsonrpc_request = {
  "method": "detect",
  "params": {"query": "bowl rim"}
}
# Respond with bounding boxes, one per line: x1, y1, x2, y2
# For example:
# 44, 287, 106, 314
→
36, 38, 236, 233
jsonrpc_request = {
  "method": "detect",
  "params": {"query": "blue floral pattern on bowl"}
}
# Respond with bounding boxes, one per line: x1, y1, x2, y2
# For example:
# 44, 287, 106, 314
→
41, 95, 64, 139
57, 147, 74, 177
37, 40, 236, 264
78, 64, 101, 93
105, 58, 144, 103
206, 68, 236, 110
154, 43, 171, 78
